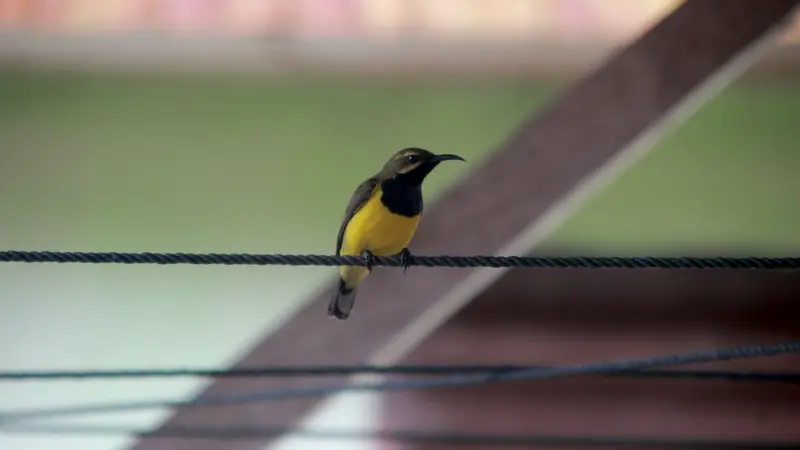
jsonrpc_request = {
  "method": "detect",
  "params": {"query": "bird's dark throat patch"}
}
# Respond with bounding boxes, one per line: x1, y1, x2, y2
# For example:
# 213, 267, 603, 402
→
380, 178, 423, 218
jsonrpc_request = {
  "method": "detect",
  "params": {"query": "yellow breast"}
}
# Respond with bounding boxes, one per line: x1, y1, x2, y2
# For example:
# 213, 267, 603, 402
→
338, 186, 421, 289
340, 186, 421, 257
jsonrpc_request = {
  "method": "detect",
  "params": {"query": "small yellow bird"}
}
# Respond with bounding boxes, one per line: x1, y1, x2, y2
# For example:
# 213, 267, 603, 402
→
329, 147, 466, 320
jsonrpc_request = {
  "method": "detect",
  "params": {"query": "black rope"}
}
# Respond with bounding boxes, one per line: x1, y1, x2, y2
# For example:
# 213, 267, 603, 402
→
1, 250, 799, 269
2, 365, 799, 383
2, 341, 797, 425
5, 424, 799, 449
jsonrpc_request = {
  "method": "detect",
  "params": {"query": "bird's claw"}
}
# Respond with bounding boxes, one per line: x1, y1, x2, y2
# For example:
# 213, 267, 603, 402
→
361, 249, 375, 272
399, 248, 412, 274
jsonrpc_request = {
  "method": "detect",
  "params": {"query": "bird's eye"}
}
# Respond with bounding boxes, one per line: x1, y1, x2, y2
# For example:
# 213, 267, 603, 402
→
406, 155, 417, 163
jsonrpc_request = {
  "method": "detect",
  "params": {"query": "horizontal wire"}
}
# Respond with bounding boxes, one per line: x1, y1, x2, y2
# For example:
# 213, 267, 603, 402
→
1, 341, 798, 426
4, 424, 799, 449
2, 250, 800, 269
2, 365, 800, 383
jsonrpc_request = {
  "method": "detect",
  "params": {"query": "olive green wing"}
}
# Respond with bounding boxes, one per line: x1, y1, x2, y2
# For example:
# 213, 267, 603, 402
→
336, 177, 379, 256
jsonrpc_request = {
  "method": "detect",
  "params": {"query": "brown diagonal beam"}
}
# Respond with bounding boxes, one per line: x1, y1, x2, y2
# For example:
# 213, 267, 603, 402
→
131, 1, 799, 450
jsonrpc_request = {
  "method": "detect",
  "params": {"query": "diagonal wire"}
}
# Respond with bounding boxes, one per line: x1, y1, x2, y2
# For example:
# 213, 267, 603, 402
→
1, 340, 798, 426
2, 365, 800, 383
1, 250, 800, 269
4, 424, 800, 449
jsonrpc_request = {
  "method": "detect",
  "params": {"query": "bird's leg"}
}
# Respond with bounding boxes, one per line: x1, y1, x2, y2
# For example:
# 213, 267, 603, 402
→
399, 248, 412, 274
360, 249, 375, 272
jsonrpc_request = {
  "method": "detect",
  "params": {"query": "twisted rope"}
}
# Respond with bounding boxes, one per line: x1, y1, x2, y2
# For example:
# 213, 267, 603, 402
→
1, 251, 799, 269
5, 424, 798, 448
2, 365, 799, 383
2, 341, 798, 425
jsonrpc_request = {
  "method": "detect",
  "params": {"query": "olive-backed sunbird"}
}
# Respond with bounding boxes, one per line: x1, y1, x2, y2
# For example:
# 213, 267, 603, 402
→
328, 147, 466, 320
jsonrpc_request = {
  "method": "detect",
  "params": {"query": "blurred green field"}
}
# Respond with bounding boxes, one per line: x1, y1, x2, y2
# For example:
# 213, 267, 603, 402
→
546, 78, 800, 255
1, 70, 798, 255
0, 71, 549, 255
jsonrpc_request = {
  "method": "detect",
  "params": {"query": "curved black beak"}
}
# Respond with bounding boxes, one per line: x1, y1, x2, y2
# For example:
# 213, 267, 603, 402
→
431, 153, 466, 163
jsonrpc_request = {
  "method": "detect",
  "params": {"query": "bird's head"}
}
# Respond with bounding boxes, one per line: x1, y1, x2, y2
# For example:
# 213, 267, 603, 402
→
380, 147, 465, 184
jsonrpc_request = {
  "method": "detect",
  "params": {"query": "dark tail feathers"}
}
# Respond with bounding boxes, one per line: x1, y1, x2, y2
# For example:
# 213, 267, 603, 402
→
328, 278, 356, 320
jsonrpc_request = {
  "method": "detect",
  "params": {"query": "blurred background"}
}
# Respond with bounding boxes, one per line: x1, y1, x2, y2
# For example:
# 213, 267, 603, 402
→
1, 1, 799, 450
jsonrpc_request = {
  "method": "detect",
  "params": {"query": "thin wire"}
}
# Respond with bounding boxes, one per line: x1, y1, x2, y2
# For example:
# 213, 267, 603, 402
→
4, 424, 799, 449
2, 365, 800, 383
2, 341, 798, 426
1, 250, 799, 269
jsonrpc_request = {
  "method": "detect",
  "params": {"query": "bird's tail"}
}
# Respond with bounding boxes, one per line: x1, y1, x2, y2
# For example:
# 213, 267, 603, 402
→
328, 277, 357, 320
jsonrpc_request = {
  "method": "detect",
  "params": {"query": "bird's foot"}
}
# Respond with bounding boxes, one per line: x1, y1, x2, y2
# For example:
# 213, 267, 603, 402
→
361, 249, 375, 272
399, 248, 412, 274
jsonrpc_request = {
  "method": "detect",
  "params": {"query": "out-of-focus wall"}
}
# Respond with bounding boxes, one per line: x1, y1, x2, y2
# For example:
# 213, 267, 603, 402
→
0, 0, 682, 40
1, 0, 797, 75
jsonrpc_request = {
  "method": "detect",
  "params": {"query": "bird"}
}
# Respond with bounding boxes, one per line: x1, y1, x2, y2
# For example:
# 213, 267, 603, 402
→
328, 147, 466, 320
